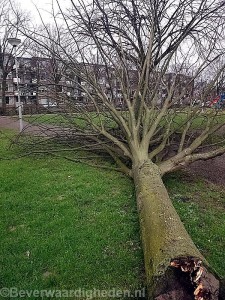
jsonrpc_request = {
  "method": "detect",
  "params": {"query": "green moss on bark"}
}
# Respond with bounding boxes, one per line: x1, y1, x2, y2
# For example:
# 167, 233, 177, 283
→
133, 160, 220, 299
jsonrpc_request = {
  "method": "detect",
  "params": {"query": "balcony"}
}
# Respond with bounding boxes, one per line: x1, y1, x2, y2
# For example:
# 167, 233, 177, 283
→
13, 78, 21, 84
27, 92, 37, 96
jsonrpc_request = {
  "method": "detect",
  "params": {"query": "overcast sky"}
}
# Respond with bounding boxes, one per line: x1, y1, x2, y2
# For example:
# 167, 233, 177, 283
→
16, 0, 70, 23
17, 0, 52, 14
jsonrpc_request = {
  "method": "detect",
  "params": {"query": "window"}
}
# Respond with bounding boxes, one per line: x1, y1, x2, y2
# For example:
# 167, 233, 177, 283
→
5, 97, 9, 104
7, 73, 12, 79
56, 85, 63, 93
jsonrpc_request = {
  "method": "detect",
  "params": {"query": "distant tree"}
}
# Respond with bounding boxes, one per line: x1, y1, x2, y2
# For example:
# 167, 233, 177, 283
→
19, 0, 225, 298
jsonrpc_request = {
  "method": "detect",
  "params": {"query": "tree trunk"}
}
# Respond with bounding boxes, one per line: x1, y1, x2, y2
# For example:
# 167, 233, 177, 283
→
132, 160, 220, 300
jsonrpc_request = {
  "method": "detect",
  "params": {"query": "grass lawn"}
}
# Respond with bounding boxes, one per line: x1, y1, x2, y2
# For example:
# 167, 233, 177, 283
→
23, 110, 225, 149
171, 109, 225, 131
23, 112, 117, 130
0, 130, 144, 298
23, 109, 225, 129
0, 129, 225, 299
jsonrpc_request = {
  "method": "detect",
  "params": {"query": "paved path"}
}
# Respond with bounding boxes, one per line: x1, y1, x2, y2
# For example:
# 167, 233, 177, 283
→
1, 116, 225, 186
0, 116, 69, 137
0, 116, 46, 135
0, 116, 24, 131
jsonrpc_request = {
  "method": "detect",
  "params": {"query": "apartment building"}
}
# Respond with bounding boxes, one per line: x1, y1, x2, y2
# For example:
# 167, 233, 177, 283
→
0, 55, 73, 114
0, 55, 196, 115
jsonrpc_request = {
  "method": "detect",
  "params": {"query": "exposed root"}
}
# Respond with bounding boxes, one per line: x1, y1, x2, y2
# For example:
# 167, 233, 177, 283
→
171, 257, 219, 300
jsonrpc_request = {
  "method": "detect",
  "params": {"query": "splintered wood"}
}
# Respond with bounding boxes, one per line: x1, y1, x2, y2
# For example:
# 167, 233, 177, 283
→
171, 257, 219, 300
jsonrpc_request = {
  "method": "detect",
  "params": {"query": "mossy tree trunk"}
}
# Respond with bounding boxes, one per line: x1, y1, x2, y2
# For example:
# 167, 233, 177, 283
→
132, 159, 220, 300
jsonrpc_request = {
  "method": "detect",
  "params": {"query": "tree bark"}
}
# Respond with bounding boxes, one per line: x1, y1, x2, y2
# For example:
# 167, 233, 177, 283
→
132, 160, 220, 300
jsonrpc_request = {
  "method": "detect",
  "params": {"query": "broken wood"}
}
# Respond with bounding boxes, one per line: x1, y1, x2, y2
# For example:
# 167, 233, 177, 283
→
171, 257, 219, 300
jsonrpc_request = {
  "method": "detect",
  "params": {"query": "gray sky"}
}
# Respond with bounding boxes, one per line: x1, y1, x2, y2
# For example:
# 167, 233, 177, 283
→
17, 0, 52, 14
16, 0, 70, 23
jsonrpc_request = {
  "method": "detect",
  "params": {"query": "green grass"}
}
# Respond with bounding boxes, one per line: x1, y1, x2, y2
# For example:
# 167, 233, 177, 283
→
23, 112, 117, 130
1, 129, 225, 299
0, 130, 144, 297
23, 113, 68, 125
23, 110, 225, 149
171, 109, 225, 131
23, 109, 225, 129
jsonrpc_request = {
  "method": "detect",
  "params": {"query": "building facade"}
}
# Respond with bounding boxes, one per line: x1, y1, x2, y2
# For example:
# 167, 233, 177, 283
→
0, 55, 197, 115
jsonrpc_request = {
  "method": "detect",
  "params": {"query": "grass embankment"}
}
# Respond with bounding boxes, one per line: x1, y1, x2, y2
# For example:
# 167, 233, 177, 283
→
0, 130, 144, 296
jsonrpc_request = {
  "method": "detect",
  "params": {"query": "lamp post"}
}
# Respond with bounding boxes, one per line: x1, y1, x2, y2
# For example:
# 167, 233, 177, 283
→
7, 37, 23, 132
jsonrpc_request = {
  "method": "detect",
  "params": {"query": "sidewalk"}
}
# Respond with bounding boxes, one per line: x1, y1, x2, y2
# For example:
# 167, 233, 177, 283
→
0, 116, 23, 132
0, 116, 76, 137
0, 116, 49, 135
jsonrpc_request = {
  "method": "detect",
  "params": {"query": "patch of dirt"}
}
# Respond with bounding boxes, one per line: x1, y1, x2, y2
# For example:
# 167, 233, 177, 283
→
187, 154, 225, 187
42, 271, 54, 279
8, 224, 25, 232
8, 226, 17, 232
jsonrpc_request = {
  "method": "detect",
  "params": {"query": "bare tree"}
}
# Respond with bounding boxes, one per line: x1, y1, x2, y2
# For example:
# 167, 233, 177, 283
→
17, 0, 225, 299
0, 0, 29, 115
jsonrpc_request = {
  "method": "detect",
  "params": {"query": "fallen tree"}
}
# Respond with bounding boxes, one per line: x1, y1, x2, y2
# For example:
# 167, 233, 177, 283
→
16, 0, 225, 298
134, 160, 220, 299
